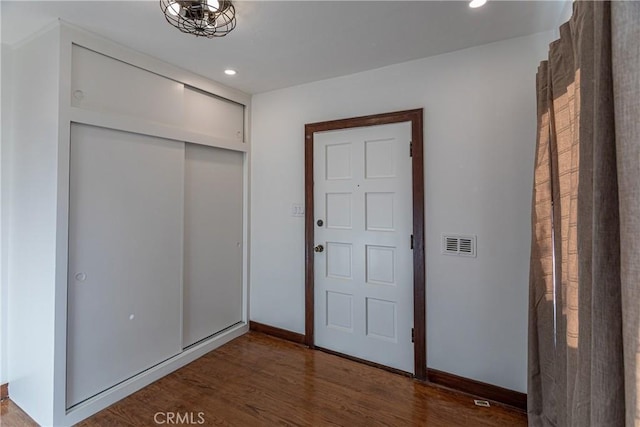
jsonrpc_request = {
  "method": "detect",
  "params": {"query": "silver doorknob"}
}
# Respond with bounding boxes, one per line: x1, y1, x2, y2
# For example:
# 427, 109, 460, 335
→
314, 244, 324, 253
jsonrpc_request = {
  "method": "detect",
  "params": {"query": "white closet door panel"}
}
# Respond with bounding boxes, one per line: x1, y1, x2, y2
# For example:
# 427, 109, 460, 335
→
183, 144, 243, 348
67, 124, 184, 408
71, 45, 184, 126
184, 87, 244, 143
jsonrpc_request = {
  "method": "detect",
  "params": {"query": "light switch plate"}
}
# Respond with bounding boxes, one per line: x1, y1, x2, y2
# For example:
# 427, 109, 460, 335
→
291, 204, 305, 217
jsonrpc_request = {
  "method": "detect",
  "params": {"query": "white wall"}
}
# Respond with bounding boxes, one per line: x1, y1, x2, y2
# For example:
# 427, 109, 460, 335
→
0, 42, 11, 387
5, 27, 60, 425
250, 31, 556, 393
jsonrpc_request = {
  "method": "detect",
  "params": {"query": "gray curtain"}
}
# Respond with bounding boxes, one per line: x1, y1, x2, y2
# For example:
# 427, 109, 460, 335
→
528, 1, 640, 426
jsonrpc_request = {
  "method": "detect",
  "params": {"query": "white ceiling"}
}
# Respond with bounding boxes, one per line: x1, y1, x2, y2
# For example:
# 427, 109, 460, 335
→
1, 1, 566, 94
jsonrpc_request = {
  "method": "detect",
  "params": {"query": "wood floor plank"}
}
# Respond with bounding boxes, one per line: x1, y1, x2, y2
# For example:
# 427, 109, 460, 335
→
0, 398, 38, 426
0, 332, 527, 426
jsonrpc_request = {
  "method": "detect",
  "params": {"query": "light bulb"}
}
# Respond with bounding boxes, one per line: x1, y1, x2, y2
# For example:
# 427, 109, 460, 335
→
207, 0, 220, 12
224, 69, 237, 76
167, 1, 181, 16
469, 0, 487, 8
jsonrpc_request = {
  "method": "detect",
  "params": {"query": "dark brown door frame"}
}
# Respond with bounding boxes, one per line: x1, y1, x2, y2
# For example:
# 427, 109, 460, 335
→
304, 108, 426, 381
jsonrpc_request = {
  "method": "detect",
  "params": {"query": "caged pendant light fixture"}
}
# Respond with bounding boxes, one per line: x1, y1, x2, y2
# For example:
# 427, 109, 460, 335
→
160, 0, 236, 38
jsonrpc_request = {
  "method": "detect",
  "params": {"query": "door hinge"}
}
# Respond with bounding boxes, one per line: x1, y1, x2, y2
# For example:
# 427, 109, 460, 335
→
411, 328, 415, 343
410, 234, 414, 250
409, 141, 413, 157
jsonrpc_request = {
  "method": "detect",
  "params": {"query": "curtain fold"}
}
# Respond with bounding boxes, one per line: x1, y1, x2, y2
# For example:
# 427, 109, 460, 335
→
528, 1, 639, 425
612, 2, 640, 426
575, 2, 624, 424
528, 58, 557, 426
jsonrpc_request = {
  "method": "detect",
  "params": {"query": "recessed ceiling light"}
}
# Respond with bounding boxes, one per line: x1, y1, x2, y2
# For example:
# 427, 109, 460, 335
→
224, 69, 237, 76
469, 0, 487, 8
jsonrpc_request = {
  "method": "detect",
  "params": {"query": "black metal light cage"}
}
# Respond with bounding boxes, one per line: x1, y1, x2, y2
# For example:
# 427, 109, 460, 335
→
160, 0, 236, 38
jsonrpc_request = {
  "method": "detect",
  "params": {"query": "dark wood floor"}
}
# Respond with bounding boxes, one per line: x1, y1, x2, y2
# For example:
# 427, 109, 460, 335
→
1, 332, 527, 426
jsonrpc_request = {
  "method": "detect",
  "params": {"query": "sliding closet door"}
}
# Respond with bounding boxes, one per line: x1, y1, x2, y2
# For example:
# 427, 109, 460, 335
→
67, 124, 184, 408
183, 144, 243, 348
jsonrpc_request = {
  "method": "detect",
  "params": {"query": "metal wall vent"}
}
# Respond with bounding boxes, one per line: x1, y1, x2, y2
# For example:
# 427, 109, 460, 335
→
442, 234, 476, 257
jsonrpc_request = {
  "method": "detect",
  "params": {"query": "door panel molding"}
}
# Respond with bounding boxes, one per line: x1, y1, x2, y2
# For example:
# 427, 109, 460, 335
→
304, 109, 426, 380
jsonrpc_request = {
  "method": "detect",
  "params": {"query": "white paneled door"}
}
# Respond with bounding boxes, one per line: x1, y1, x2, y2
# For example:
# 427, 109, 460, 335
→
313, 122, 414, 373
